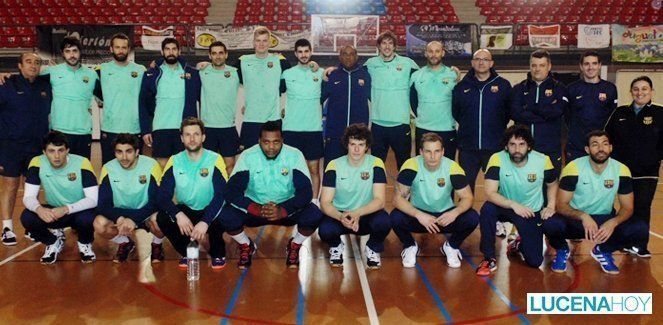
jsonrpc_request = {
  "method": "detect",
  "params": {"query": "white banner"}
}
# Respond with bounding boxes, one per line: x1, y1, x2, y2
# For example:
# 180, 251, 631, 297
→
141, 26, 174, 51
528, 24, 560, 48
577, 24, 611, 48
194, 26, 310, 51
310, 15, 379, 56
480, 25, 513, 50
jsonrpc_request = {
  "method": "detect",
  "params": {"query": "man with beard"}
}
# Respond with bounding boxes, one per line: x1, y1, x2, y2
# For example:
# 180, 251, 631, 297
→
321, 45, 371, 166
94, 33, 147, 164
0, 52, 52, 245
409, 41, 459, 159
139, 38, 201, 168
281, 39, 325, 203
510, 50, 568, 175
41, 37, 99, 159
94, 134, 164, 263
156, 118, 229, 269
200, 41, 240, 175
565, 51, 618, 161
219, 121, 322, 269
544, 131, 646, 274
475, 125, 558, 276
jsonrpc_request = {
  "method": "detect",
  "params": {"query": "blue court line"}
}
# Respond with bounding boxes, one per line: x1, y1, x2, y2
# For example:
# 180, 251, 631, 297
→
460, 249, 530, 325
220, 226, 267, 325
415, 263, 453, 323
296, 284, 305, 325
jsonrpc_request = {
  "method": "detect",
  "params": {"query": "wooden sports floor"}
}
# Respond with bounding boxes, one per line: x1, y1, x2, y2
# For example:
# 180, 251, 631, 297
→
1, 144, 661, 324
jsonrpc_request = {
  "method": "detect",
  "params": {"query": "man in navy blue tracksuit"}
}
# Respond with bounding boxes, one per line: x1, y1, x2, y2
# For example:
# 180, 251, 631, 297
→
321, 45, 371, 167
510, 50, 568, 175
0, 52, 52, 245
139, 38, 201, 167
452, 49, 512, 193
565, 51, 618, 161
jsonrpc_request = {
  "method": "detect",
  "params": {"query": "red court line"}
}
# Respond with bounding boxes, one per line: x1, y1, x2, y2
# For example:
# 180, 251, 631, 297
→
142, 284, 294, 325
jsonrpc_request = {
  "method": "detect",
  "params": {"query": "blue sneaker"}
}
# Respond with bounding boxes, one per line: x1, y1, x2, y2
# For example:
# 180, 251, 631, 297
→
551, 249, 570, 273
211, 257, 226, 270
591, 246, 619, 274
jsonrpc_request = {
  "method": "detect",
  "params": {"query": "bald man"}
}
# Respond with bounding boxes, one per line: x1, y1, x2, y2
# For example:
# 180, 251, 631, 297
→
0, 52, 52, 245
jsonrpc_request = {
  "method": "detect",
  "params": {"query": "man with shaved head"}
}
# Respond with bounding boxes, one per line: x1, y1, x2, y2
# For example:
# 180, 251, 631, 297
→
0, 52, 52, 245
410, 41, 459, 159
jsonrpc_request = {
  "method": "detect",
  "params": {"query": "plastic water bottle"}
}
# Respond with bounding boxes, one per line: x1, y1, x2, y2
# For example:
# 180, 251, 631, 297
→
187, 240, 200, 281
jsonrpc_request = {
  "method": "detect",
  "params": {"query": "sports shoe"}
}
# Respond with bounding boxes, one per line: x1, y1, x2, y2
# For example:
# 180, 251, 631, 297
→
2, 227, 17, 246
365, 246, 381, 269
77, 242, 96, 263
286, 237, 302, 269
178, 257, 188, 269
24, 231, 35, 241
40, 237, 64, 264
329, 242, 344, 267
237, 240, 257, 269
211, 257, 226, 270
476, 258, 497, 276
623, 246, 651, 258
507, 229, 519, 244
440, 241, 462, 268
401, 242, 418, 268
50, 228, 66, 241
151, 243, 165, 263
507, 236, 522, 257
113, 240, 135, 263
495, 221, 507, 237
551, 248, 570, 273
591, 246, 619, 274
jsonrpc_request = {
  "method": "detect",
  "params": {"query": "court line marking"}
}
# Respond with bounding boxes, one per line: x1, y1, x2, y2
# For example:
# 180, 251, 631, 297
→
349, 235, 380, 325
415, 263, 453, 322
296, 284, 305, 325
460, 249, 530, 325
0, 242, 40, 266
649, 230, 663, 240
221, 226, 267, 325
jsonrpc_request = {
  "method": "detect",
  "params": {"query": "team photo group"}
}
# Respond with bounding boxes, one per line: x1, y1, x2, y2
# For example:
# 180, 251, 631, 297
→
0, 25, 660, 279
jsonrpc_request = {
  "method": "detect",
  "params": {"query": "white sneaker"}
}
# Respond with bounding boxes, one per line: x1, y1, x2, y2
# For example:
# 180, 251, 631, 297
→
77, 241, 96, 263
329, 242, 344, 267
495, 221, 507, 237
50, 228, 66, 241
2, 227, 17, 246
401, 242, 418, 268
441, 241, 462, 268
365, 246, 381, 269
40, 237, 64, 264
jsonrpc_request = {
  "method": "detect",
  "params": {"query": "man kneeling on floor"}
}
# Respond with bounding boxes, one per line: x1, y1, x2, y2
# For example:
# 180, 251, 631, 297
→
21, 131, 98, 264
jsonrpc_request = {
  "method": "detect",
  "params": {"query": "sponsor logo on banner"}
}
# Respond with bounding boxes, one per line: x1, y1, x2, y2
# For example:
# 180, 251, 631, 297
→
36, 25, 134, 65
527, 293, 652, 314
195, 26, 310, 52
141, 26, 174, 51
528, 25, 561, 48
406, 24, 473, 57
612, 24, 662, 63
577, 24, 611, 49
480, 25, 513, 50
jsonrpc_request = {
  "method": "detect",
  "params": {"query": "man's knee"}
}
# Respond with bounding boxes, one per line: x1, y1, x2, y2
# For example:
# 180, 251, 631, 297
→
219, 207, 245, 232
93, 215, 113, 237
523, 253, 543, 268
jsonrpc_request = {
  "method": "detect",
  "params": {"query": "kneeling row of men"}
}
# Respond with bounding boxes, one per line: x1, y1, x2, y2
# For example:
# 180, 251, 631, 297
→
21, 118, 646, 276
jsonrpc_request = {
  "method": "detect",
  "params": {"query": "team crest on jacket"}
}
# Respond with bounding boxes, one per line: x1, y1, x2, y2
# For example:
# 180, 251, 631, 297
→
491, 85, 499, 93
281, 168, 289, 176
545, 89, 553, 97
139, 175, 147, 184
267, 61, 274, 68
131, 71, 139, 78
643, 116, 653, 125
68, 173, 77, 181
358, 79, 365, 86
527, 173, 537, 182
180, 73, 191, 79
437, 177, 446, 187
604, 179, 614, 188
82, 76, 89, 83
598, 93, 607, 101
396, 64, 403, 71
200, 168, 209, 177
224, 71, 231, 78
40, 91, 47, 98
360, 171, 370, 180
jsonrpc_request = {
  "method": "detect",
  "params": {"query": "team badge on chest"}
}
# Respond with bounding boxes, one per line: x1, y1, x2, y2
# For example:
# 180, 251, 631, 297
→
358, 79, 365, 86
360, 171, 370, 180
267, 61, 274, 68
491, 85, 499, 93
442, 78, 450, 85
396, 64, 403, 71
224, 71, 231, 78
131, 71, 139, 78
437, 177, 446, 187
598, 93, 607, 101
281, 168, 289, 176
527, 173, 537, 182
643, 116, 653, 125
200, 168, 209, 177
139, 175, 147, 184
82, 76, 89, 83
545, 89, 553, 97
68, 173, 77, 181
604, 179, 614, 188
313, 76, 319, 82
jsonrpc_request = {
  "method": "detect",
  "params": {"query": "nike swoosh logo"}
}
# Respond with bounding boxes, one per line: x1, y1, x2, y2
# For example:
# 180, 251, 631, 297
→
178, 172, 185, 175
582, 181, 590, 184
505, 174, 511, 177
524, 92, 529, 95
17, 91, 24, 94
108, 73, 113, 75
537, 223, 542, 226
146, 73, 153, 77
112, 180, 120, 182
464, 89, 470, 93
575, 95, 582, 99
619, 118, 626, 121
334, 81, 341, 84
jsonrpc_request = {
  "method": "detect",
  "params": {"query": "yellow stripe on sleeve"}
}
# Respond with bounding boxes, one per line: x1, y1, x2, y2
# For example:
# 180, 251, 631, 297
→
544, 155, 554, 170
324, 160, 337, 173
486, 153, 502, 170
373, 157, 386, 172
399, 157, 419, 173
150, 162, 163, 185
215, 156, 229, 181
81, 158, 97, 177
99, 166, 108, 185
560, 161, 579, 178
619, 163, 632, 178
450, 161, 466, 176
28, 156, 41, 168
162, 156, 175, 176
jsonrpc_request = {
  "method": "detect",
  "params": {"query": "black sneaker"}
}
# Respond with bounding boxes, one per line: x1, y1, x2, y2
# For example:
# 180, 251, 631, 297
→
237, 240, 257, 269
151, 243, 165, 263
40, 237, 64, 264
113, 240, 136, 263
2, 227, 17, 246
286, 238, 302, 269
624, 246, 651, 258
24, 231, 35, 242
